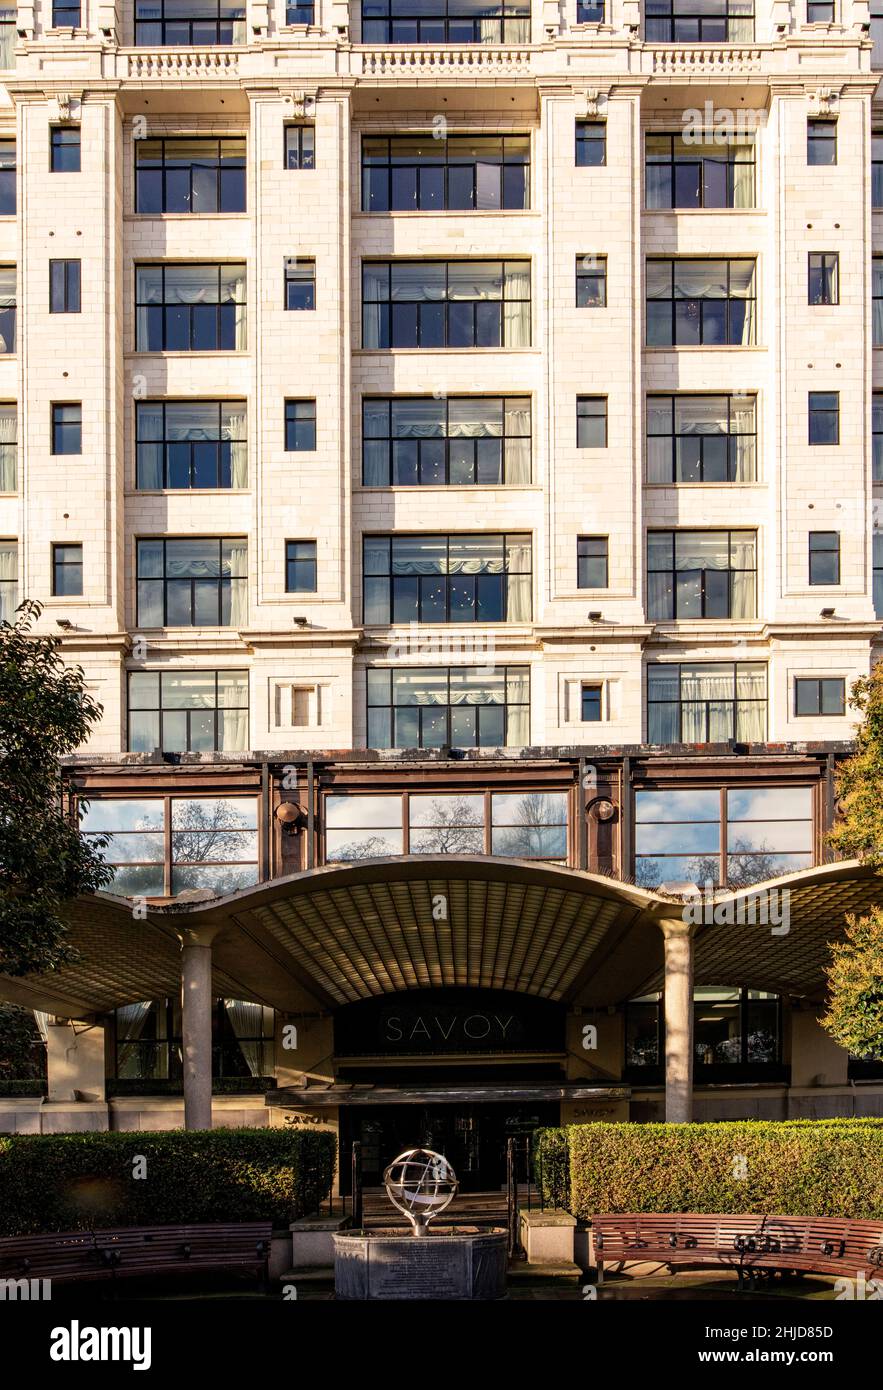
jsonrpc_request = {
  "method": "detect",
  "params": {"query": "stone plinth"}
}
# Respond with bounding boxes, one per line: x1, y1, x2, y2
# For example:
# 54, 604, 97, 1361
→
333, 1228, 507, 1301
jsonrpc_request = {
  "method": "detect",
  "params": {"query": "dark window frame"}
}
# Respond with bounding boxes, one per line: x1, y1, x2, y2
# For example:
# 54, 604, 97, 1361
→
581, 682, 603, 722
644, 131, 756, 210
135, 400, 247, 490
645, 257, 757, 347
643, 0, 755, 41
285, 124, 315, 171
363, 532, 532, 624
285, 399, 317, 452
0, 139, 16, 216
284, 258, 316, 311
52, 542, 83, 596
49, 259, 81, 314
646, 393, 757, 484
50, 126, 81, 173
575, 121, 606, 168
134, 262, 247, 352
808, 390, 840, 445
359, 0, 531, 44
646, 661, 768, 743
127, 668, 250, 753
362, 395, 531, 486
285, 539, 318, 593
576, 396, 608, 448
362, 258, 531, 350
806, 0, 835, 18
647, 528, 758, 620
808, 251, 839, 306
577, 535, 609, 588
366, 668, 532, 752
576, 255, 607, 307
286, 1, 314, 20
808, 530, 841, 586
51, 402, 82, 455
624, 986, 785, 1084
134, 137, 247, 215
794, 676, 845, 717
134, 0, 246, 45
807, 118, 837, 166
51, 1, 81, 26
361, 134, 530, 213
135, 537, 247, 628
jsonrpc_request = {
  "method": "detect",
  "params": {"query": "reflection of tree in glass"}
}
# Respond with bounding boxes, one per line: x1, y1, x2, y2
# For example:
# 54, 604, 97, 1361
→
330, 834, 396, 863
725, 840, 780, 889
635, 853, 719, 890
411, 796, 483, 854
498, 793, 563, 856
172, 801, 248, 864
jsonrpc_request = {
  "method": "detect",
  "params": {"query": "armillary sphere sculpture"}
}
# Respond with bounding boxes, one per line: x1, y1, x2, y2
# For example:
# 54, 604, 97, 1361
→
383, 1148, 459, 1237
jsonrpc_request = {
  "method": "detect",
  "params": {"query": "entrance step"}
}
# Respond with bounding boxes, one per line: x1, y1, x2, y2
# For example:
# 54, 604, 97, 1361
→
507, 1260, 583, 1284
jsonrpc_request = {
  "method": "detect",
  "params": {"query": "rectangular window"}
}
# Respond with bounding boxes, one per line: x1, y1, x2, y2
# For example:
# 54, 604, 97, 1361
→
360, 0, 530, 43
51, 403, 81, 455
808, 252, 838, 305
806, 0, 834, 18
128, 670, 249, 753
136, 402, 247, 490
135, 138, 246, 215
52, 1, 80, 24
363, 396, 530, 486
80, 797, 258, 898
576, 397, 608, 448
285, 400, 316, 452
0, 266, 15, 353
808, 391, 839, 444
284, 258, 316, 310
647, 662, 767, 743
285, 540, 317, 593
50, 126, 80, 172
644, 0, 754, 40
49, 259, 81, 314
363, 533, 532, 624
326, 788, 564, 860
285, 124, 315, 170
362, 260, 531, 349
361, 135, 530, 213
0, 538, 17, 621
577, 535, 609, 588
874, 131, 883, 208
645, 132, 755, 210
581, 683, 603, 722
136, 538, 247, 628
135, 264, 246, 351
366, 666, 530, 750
807, 118, 837, 165
286, 1, 314, 19
646, 258, 756, 347
0, 9, 14, 70
0, 140, 15, 215
808, 531, 840, 585
134, 0, 246, 44
52, 543, 82, 596
874, 532, 883, 617
576, 256, 607, 307
635, 784, 813, 888
647, 394, 757, 484
875, 257, 883, 345
575, 121, 606, 167
875, 393, 883, 482
795, 676, 845, 716
648, 529, 757, 620
577, 0, 605, 17
0, 403, 16, 491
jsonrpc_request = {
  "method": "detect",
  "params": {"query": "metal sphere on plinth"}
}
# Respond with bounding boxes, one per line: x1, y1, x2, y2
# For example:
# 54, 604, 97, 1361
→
382, 1147, 458, 1237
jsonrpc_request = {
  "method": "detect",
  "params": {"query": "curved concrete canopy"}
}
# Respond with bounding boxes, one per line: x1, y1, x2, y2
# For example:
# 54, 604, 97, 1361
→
0, 856, 881, 1017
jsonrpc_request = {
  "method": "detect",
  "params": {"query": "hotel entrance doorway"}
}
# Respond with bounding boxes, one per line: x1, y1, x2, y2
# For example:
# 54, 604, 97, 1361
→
340, 1101, 559, 1193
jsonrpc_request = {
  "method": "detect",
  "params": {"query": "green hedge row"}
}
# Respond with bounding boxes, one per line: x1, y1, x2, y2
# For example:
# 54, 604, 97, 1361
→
0, 1127, 337, 1236
534, 1119, 883, 1220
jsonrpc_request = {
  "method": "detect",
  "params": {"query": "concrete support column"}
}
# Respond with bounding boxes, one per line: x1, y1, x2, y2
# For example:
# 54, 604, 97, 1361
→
181, 930, 217, 1131
660, 917, 695, 1124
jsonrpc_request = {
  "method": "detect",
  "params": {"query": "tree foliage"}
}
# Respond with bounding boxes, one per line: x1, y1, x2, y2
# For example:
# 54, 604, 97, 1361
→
821, 908, 883, 1060
0, 600, 113, 976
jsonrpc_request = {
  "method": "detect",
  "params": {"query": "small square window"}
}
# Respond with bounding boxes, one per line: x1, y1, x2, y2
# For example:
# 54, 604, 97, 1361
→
52, 403, 82, 455
285, 124, 315, 170
795, 676, 845, 716
50, 259, 81, 314
52, 543, 82, 596
806, 0, 834, 19
577, 396, 608, 448
285, 399, 316, 451
576, 121, 606, 168
809, 531, 840, 585
285, 258, 316, 310
50, 126, 81, 173
286, 540, 317, 593
581, 682, 603, 722
52, 1, 81, 24
286, 1, 314, 20
577, 535, 608, 588
576, 255, 607, 307
807, 119, 837, 166
577, 0, 605, 17
808, 391, 839, 445
808, 253, 838, 305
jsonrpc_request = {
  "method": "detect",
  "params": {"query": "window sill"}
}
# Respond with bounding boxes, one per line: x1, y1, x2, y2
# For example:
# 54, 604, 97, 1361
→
643, 344, 762, 352
353, 347, 538, 355
125, 213, 249, 221
352, 210, 535, 218
644, 480, 765, 488
125, 350, 250, 358
356, 484, 541, 492
127, 488, 250, 496
643, 208, 763, 216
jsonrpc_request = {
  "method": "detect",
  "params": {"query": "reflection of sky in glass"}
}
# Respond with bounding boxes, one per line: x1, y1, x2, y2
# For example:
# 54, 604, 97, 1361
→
80, 799, 164, 832
409, 794, 484, 828
727, 820, 811, 852
635, 789, 720, 823
171, 797, 257, 830
325, 795, 403, 829
635, 855, 720, 888
637, 822, 719, 855
491, 792, 567, 823
326, 828, 403, 861
726, 786, 812, 821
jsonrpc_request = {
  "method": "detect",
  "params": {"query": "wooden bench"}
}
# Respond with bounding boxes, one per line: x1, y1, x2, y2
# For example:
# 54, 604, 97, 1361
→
0, 1223, 272, 1290
591, 1213, 883, 1289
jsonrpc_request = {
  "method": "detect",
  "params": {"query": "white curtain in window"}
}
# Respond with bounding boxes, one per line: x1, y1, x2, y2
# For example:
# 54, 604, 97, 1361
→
227, 410, 248, 487
223, 998, 263, 1077
507, 574, 531, 621
732, 147, 755, 209
33, 1011, 50, 1043
227, 540, 248, 626
503, 264, 531, 346
875, 261, 883, 346
505, 437, 530, 482
729, 533, 757, 618
507, 703, 529, 746
0, 404, 15, 491
230, 272, 247, 349
136, 404, 164, 488
0, 539, 17, 622
219, 677, 248, 751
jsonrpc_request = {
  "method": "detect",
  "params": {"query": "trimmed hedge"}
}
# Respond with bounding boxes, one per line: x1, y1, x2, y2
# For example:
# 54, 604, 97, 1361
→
0, 1127, 336, 1236
534, 1119, 883, 1221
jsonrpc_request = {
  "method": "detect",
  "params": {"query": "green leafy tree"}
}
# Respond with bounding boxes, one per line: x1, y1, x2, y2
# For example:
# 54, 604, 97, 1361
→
821, 665, 883, 1057
0, 600, 113, 976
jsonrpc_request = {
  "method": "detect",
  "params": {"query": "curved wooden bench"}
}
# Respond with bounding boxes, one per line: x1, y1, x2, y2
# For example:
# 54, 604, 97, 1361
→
591, 1213, 883, 1289
0, 1222, 272, 1290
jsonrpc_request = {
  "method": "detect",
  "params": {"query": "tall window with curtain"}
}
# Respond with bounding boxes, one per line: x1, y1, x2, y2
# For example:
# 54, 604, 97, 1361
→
0, 10, 14, 70
134, 0, 247, 44
0, 403, 15, 491
647, 662, 767, 743
367, 666, 530, 749
359, 0, 531, 43
646, 258, 756, 347
362, 260, 531, 349
136, 538, 248, 627
362, 396, 531, 486
647, 529, 757, 620
645, 133, 755, 210
128, 670, 249, 752
135, 264, 247, 351
363, 533, 532, 624
874, 257, 883, 346
0, 266, 15, 353
136, 401, 247, 489
644, 0, 754, 41
0, 538, 16, 623
646, 394, 756, 483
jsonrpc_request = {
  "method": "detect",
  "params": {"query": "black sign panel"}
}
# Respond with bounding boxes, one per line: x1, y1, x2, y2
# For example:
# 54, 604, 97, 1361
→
334, 989, 565, 1057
